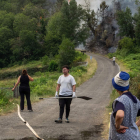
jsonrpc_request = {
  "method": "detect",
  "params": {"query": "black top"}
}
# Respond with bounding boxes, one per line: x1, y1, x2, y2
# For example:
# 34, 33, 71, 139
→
20, 75, 29, 87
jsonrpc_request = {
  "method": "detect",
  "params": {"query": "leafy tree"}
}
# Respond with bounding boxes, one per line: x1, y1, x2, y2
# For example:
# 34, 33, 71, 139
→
23, 3, 46, 19
0, 27, 13, 67
59, 0, 88, 45
58, 38, 75, 68
11, 30, 42, 61
13, 13, 38, 36
45, 0, 88, 56
45, 12, 62, 56
116, 7, 135, 38
134, 7, 140, 45
117, 37, 136, 56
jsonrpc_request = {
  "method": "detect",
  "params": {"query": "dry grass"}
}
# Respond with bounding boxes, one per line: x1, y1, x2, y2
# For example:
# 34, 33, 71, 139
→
75, 55, 97, 86
115, 59, 130, 73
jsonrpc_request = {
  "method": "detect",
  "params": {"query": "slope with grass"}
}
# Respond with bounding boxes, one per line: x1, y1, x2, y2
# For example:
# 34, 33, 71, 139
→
0, 53, 118, 140
103, 51, 140, 139
0, 52, 97, 115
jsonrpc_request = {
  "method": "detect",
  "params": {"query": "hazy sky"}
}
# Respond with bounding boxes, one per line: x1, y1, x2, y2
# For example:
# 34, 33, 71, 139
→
75, 0, 113, 11
75, 0, 137, 14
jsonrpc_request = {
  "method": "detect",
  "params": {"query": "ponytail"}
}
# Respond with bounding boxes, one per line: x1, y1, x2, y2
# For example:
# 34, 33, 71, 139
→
22, 69, 27, 75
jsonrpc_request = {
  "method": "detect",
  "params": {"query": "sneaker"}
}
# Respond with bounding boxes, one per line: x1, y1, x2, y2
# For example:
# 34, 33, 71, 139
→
65, 118, 69, 123
55, 118, 62, 123
28, 110, 33, 112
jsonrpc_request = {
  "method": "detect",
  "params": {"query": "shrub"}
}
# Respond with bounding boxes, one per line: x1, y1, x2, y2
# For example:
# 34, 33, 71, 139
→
0, 90, 9, 107
48, 60, 58, 72
117, 37, 135, 55
42, 55, 48, 65
74, 51, 87, 62
108, 53, 115, 59
130, 74, 140, 99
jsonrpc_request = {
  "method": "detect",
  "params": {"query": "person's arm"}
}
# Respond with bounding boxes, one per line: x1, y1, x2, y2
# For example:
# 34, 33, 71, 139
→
115, 110, 124, 129
136, 118, 140, 127
115, 110, 128, 133
56, 84, 61, 92
55, 84, 61, 96
28, 75, 34, 81
72, 85, 76, 97
12, 76, 21, 91
72, 85, 76, 92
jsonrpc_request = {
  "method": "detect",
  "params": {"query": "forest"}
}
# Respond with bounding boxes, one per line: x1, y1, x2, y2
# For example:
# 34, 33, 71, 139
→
0, 0, 89, 68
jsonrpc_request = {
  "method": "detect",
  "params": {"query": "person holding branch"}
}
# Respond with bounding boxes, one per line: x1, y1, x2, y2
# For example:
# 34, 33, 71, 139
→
109, 71, 140, 140
12, 69, 34, 112
55, 65, 76, 123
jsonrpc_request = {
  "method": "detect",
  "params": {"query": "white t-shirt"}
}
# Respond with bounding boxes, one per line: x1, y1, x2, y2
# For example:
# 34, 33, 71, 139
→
113, 57, 116, 61
57, 74, 76, 96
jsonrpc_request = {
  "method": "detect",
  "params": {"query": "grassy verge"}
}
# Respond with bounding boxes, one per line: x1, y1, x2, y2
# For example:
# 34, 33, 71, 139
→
102, 56, 140, 139
102, 58, 130, 139
0, 53, 97, 116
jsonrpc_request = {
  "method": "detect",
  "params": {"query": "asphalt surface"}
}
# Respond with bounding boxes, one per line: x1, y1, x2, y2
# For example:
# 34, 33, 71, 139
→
0, 53, 119, 140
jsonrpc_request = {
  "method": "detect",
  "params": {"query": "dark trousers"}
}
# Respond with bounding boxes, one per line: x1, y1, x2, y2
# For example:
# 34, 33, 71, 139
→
113, 61, 115, 66
59, 95, 72, 119
19, 87, 32, 110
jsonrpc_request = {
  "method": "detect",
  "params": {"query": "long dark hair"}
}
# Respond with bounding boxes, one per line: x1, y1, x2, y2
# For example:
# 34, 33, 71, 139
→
22, 69, 27, 75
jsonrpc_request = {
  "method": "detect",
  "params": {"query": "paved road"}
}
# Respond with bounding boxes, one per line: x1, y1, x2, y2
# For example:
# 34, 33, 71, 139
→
0, 53, 119, 140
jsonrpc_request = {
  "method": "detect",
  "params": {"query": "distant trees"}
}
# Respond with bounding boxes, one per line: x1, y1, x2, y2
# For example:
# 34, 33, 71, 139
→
0, 0, 50, 67
58, 38, 75, 68
116, 7, 134, 38
0, 0, 89, 68
45, 0, 89, 66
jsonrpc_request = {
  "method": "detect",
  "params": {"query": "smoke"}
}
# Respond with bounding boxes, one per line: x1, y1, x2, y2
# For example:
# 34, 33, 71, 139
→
76, 0, 137, 14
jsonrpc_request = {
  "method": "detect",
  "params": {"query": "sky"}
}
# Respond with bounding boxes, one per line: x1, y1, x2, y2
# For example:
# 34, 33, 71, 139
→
75, 0, 137, 14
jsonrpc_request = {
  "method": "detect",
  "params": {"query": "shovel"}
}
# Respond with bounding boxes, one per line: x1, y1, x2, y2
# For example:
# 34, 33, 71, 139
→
39, 96, 92, 100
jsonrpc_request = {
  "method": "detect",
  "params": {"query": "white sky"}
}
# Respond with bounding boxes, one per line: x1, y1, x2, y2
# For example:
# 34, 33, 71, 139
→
75, 0, 112, 11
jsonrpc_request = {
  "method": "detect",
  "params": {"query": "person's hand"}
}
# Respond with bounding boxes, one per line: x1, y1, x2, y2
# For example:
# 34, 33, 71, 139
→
116, 125, 128, 134
55, 91, 58, 97
12, 88, 15, 91
72, 92, 76, 98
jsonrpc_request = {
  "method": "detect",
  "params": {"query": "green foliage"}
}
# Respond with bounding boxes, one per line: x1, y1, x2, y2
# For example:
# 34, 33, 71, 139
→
48, 60, 58, 72
45, 33, 62, 56
0, 90, 9, 107
0, 27, 13, 67
58, 38, 76, 68
116, 37, 136, 56
45, 0, 89, 56
0, 0, 50, 68
59, 0, 88, 44
73, 51, 87, 63
23, 3, 46, 18
134, 7, 140, 45
116, 7, 134, 38
130, 74, 140, 99
108, 53, 115, 59
0, 0, 88, 70
42, 55, 48, 65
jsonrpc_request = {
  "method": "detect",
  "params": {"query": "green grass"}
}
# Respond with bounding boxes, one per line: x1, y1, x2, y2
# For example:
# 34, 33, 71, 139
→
0, 53, 97, 115
103, 52, 140, 139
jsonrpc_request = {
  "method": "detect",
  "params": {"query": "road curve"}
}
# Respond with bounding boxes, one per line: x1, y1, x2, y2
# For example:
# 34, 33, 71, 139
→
0, 53, 119, 140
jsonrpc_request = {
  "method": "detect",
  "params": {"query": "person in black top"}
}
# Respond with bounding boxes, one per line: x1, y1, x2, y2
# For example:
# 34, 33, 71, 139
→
12, 69, 34, 112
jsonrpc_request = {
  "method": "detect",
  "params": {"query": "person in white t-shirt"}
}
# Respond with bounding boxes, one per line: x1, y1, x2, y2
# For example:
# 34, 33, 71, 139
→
112, 56, 116, 66
55, 65, 76, 123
